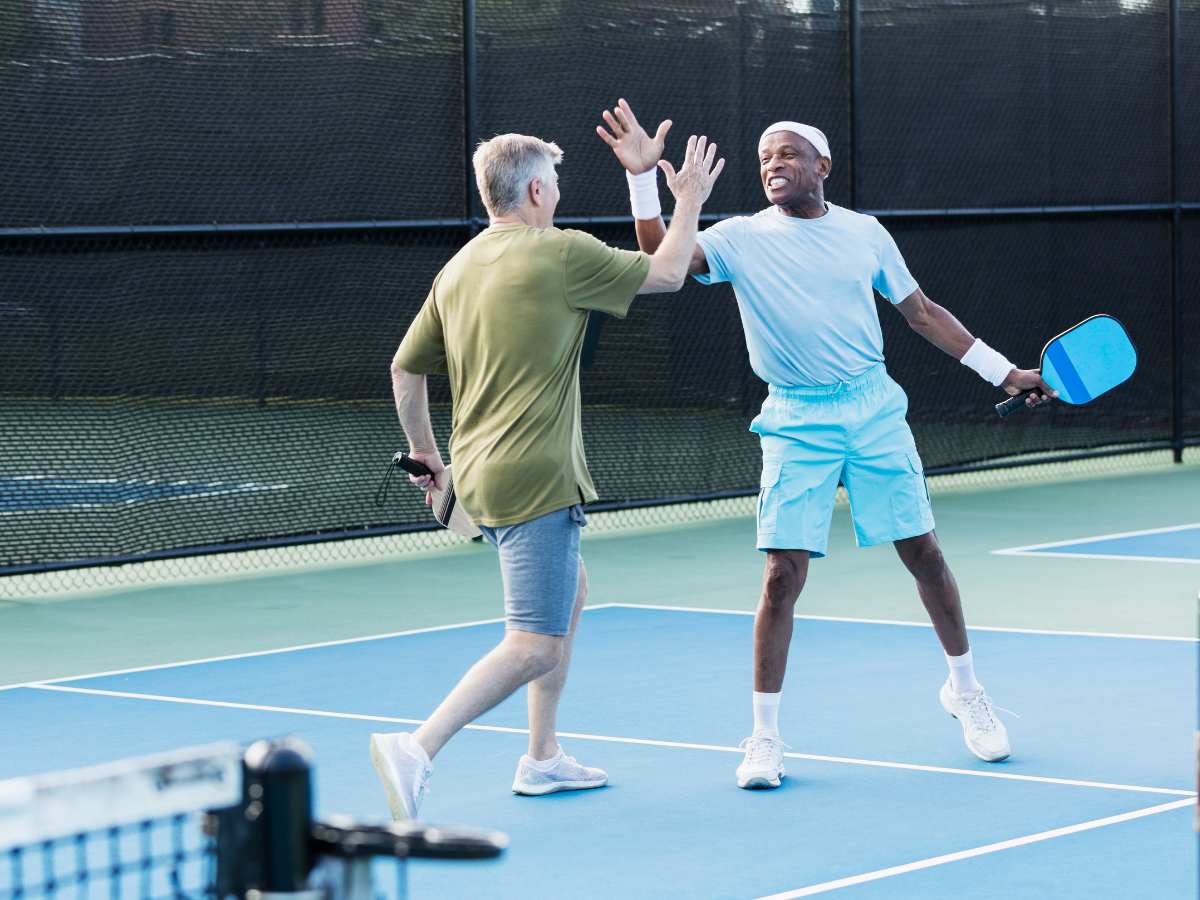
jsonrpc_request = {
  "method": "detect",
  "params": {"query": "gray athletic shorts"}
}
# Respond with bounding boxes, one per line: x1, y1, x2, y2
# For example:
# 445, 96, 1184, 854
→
478, 504, 586, 636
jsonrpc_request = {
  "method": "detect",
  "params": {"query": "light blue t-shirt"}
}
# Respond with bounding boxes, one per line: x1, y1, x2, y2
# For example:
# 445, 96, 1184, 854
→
694, 203, 919, 387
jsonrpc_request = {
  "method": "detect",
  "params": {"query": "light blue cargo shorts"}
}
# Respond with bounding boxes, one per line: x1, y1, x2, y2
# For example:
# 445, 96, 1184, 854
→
751, 364, 935, 557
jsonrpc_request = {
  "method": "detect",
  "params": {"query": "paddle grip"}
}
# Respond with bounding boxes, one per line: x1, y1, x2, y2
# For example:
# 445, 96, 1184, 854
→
393, 451, 434, 477
994, 392, 1033, 418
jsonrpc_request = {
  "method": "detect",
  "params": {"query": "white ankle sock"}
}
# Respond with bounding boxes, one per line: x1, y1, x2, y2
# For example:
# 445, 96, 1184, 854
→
946, 649, 981, 694
526, 746, 563, 769
753, 691, 782, 736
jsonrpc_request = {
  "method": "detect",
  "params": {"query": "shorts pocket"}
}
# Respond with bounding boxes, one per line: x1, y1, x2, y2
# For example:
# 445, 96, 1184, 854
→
757, 457, 784, 533
905, 449, 930, 503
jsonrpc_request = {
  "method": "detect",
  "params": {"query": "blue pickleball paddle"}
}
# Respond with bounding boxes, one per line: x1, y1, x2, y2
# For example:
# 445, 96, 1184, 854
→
995, 315, 1137, 418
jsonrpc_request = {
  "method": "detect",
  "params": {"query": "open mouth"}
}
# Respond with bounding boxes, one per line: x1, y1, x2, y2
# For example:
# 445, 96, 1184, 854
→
766, 176, 788, 189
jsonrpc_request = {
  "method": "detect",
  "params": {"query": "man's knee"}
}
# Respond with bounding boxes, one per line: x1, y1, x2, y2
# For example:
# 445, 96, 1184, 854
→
898, 533, 947, 580
762, 550, 808, 608
505, 631, 564, 679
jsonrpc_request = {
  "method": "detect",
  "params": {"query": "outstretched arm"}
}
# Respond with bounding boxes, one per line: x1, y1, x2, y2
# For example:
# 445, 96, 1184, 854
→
895, 289, 1056, 407
635, 134, 725, 294
596, 98, 710, 275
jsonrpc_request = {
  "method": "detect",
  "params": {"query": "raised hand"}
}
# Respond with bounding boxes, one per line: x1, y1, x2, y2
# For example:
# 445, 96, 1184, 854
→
658, 134, 725, 208
595, 98, 672, 175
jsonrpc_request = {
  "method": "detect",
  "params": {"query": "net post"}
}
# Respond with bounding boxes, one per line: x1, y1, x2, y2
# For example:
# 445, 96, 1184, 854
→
241, 737, 315, 895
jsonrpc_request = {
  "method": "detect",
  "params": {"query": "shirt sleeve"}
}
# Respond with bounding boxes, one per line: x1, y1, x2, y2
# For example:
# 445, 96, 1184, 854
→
562, 229, 651, 318
391, 279, 448, 375
692, 217, 744, 285
871, 218, 920, 304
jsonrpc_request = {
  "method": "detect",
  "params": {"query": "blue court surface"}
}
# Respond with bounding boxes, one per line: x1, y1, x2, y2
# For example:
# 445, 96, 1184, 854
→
0, 475, 287, 512
994, 523, 1200, 564
2, 606, 1194, 899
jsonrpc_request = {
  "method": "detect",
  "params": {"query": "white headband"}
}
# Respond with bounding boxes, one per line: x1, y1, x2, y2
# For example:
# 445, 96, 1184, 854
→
759, 121, 831, 164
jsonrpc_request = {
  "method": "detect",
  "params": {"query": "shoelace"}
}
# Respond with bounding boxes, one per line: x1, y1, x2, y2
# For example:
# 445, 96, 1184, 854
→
961, 691, 1019, 733
737, 735, 789, 764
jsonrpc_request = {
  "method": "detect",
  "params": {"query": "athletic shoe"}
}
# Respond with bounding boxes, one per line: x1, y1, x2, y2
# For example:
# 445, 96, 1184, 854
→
736, 733, 787, 789
369, 732, 433, 820
939, 680, 1012, 762
512, 747, 607, 796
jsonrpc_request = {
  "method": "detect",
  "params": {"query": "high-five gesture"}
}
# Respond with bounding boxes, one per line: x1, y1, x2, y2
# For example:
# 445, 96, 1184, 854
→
596, 98, 671, 175
659, 134, 725, 209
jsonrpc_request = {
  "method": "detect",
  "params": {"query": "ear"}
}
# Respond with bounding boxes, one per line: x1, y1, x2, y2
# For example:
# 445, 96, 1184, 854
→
528, 177, 544, 208
817, 158, 832, 180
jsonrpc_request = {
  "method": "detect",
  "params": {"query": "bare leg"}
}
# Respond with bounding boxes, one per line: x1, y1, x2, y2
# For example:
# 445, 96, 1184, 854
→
753, 550, 810, 692
894, 531, 968, 656
414, 629, 563, 760
526, 561, 587, 759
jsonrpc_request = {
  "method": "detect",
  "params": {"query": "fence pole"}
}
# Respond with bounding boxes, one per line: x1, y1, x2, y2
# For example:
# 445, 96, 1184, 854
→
463, 0, 480, 237
848, 0, 860, 210
1169, 0, 1183, 462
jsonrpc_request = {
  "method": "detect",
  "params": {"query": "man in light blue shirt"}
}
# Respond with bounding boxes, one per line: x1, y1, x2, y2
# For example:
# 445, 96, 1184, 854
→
598, 100, 1054, 790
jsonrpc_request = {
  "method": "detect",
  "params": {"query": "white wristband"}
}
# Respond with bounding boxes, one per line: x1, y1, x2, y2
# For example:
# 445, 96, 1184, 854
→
626, 168, 661, 220
960, 338, 1015, 387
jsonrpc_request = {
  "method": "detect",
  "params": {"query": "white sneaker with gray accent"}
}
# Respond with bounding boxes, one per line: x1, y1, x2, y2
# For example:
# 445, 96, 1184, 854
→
369, 732, 433, 820
736, 733, 787, 789
512, 747, 607, 796
939, 680, 1012, 762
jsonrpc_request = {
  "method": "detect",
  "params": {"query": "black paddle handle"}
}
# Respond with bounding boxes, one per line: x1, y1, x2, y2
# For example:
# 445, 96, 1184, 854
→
393, 451, 433, 477
995, 392, 1034, 418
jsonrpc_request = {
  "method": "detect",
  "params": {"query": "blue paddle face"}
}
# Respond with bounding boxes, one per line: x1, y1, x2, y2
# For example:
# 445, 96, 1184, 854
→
1040, 315, 1137, 405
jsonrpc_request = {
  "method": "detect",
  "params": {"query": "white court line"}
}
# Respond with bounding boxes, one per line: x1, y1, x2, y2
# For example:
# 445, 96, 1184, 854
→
602, 602, 1200, 643
29, 685, 1196, 799
991, 549, 1200, 565
996, 522, 1200, 553
0, 605, 622, 693
3, 600, 1193, 696
754, 798, 1195, 898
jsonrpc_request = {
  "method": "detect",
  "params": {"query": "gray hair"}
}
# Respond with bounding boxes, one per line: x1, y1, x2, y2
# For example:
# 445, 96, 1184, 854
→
472, 133, 563, 216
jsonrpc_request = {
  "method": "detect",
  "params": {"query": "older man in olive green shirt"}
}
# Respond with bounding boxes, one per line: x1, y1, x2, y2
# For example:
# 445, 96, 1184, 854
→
370, 129, 724, 820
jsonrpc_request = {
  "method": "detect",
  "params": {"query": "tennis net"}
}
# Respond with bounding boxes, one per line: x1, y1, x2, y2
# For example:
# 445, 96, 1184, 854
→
0, 738, 505, 900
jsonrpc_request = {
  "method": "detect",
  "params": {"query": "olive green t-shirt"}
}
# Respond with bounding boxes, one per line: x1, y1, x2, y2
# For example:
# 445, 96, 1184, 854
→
392, 224, 651, 527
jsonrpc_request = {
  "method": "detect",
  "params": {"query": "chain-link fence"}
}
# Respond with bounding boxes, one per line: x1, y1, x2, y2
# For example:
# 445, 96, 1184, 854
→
0, 1, 1194, 591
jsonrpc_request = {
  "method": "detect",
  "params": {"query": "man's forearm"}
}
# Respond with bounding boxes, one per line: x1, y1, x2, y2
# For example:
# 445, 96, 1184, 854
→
390, 366, 437, 451
634, 216, 667, 254
912, 302, 975, 360
651, 200, 701, 287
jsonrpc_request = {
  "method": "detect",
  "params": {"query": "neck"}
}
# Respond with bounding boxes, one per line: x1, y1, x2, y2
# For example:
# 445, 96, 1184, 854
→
776, 192, 827, 219
490, 207, 544, 228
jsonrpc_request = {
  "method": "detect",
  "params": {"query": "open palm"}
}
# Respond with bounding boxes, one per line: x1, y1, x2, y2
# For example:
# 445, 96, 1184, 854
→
596, 98, 672, 175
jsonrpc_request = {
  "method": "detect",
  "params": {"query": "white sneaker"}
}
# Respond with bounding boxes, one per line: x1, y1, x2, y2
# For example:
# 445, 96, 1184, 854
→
939, 680, 1012, 762
736, 733, 787, 789
369, 732, 433, 820
512, 747, 607, 796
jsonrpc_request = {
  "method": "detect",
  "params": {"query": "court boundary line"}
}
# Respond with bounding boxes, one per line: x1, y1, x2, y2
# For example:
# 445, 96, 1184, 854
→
991, 549, 1200, 565
2, 600, 1193, 694
600, 602, 1200, 642
992, 521, 1200, 565
753, 797, 1194, 898
26, 685, 1196, 799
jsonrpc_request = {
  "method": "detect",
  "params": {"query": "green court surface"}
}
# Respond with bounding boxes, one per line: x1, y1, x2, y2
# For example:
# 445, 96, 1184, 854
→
1, 462, 1195, 687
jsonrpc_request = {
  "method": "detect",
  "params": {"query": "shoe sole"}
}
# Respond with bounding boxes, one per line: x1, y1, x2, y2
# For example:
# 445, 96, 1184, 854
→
512, 778, 607, 796
941, 697, 1010, 763
737, 772, 784, 789
369, 735, 411, 820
